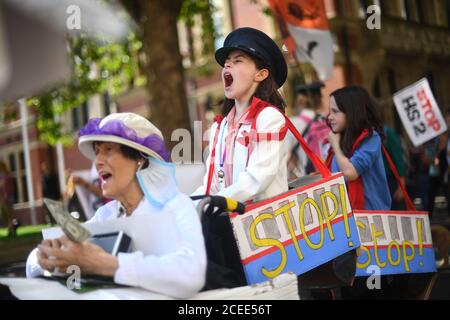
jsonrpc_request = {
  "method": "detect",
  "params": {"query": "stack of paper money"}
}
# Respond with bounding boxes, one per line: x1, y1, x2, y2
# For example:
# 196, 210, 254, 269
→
43, 198, 91, 243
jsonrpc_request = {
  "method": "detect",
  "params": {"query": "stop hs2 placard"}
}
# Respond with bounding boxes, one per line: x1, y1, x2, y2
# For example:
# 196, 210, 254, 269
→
393, 78, 447, 147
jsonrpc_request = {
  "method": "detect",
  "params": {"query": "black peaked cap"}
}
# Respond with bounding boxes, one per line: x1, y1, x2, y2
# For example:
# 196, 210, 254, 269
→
215, 27, 288, 88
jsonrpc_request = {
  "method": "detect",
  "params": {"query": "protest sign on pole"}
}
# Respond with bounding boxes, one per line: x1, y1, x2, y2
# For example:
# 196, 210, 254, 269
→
393, 78, 447, 146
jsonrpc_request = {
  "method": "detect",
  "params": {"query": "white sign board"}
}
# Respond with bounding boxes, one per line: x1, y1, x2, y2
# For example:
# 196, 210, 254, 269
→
393, 78, 447, 146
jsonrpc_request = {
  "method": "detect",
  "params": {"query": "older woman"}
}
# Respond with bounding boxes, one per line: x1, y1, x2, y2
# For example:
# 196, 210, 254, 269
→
26, 113, 206, 298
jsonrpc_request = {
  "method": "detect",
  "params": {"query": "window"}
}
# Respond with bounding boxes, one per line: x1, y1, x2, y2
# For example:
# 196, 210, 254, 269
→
81, 101, 88, 125
335, 0, 360, 18
8, 154, 15, 172
387, 69, 396, 95
378, 0, 406, 18
71, 107, 79, 130
19, 151, 25, 171
378, 0, 387, 16
21, 176, 28, 202
373, 76, 381, 98
446, 0, 450, 27
334, 0, 345, 16
8, 153, 18, 203
19, 152, 27, 203
387, 69, 403, 132
103, 92, 111, 116
71, 101, 90, 131
358, 0, 370, 18
416, 0, 424, 23
401, 0, 409, 20
403, 0, 422, 23
5, 151, 27, 204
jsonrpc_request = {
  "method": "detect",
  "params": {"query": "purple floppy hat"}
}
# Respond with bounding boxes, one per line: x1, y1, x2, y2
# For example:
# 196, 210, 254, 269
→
78, 113, 169, 162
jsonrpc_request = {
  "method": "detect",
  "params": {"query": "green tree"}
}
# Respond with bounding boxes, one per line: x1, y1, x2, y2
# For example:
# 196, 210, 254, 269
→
122, 0, 216, 148
30, 0, 217, 150
28, 32, 144, 146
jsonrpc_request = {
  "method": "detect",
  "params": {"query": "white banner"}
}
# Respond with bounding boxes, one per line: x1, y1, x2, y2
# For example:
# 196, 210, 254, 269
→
393, 78, 447, 146
268, 0, 334, 81
287, 25, 334, 81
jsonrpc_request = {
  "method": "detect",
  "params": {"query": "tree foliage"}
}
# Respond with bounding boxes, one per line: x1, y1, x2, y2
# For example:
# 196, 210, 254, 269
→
28, 32, 144, 146
179, 0, 217, 56
29, 0, 217, 146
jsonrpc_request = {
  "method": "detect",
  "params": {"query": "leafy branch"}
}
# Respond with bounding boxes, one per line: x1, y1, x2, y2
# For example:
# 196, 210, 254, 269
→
28, 32, 144, 146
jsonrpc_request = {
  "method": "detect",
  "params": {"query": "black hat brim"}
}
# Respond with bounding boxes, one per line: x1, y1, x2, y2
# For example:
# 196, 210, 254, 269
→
216, 46, 267, 68
215, 45, 287, 88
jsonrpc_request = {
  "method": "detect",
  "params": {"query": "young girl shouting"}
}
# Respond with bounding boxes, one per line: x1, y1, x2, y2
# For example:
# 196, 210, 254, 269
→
195, 27, 289, 203
327, 86, 391, 210
193, 27, 289, 289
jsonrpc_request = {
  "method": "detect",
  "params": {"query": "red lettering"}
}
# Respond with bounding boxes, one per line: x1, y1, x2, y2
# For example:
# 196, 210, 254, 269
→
417, 88, 426, 103
417, 88, 441, 132
430, 118, 441, 131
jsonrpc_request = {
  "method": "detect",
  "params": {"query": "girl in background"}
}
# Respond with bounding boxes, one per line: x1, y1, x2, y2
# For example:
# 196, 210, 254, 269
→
327, 86, 391, 210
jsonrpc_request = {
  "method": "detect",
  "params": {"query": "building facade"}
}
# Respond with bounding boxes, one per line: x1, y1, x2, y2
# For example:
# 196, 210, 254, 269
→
327, 0, 450, 129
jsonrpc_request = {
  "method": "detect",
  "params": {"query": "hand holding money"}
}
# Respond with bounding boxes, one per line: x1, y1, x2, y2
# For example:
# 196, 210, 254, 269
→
43, 198, 91, 243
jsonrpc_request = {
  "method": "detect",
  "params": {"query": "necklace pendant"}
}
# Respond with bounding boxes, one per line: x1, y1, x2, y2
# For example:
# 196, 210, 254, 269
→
217, 169, 225, 183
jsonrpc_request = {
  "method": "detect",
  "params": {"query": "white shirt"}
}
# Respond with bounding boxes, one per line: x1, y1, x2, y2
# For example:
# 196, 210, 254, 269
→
26, 190, 206, 299
194, 107, 288, 203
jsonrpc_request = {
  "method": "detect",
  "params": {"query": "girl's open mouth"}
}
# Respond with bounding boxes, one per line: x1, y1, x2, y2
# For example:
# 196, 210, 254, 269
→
223, 72, 233, 88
